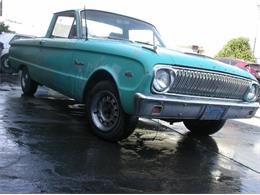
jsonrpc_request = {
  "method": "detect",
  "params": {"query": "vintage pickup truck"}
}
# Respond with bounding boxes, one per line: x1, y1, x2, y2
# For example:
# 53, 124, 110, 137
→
9, 9, 260, 141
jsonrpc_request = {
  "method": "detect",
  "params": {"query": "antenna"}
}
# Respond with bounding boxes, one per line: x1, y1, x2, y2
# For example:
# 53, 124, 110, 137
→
153, 32, 157, 51
84, 5, 88, 40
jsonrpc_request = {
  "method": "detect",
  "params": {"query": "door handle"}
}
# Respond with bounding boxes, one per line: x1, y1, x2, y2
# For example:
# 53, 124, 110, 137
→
74, 59, 85, 66
39, 40, 46, 46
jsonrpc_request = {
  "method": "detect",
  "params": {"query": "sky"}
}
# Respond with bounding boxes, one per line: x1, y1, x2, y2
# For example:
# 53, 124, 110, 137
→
2, 0, 260, 58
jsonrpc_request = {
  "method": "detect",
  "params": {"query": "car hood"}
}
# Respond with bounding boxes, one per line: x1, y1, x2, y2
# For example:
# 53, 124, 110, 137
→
110, 40, 255, 80
77, 38, 256, 80
150, 47, 256, 80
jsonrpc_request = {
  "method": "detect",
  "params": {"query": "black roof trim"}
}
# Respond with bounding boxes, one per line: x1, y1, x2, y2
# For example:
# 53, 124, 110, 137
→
54, 9, 157, 29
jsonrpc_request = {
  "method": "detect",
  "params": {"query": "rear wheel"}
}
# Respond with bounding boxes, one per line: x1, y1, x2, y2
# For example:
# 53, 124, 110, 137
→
21, 67, 38, 96
85, 80, 138, 141
1, 54, 14, 74
183, 120, 226, 136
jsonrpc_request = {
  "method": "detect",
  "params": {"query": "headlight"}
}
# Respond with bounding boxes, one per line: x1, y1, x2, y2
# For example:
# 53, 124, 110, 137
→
245, 83, 259, 102
152, 67, 174, 93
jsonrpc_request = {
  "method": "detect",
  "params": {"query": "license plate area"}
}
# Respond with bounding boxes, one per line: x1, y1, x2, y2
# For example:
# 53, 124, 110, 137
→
200, 105, 226, 120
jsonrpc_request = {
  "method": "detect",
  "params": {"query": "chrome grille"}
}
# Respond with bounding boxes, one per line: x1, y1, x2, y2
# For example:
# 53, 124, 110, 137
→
169, 68, 251, 99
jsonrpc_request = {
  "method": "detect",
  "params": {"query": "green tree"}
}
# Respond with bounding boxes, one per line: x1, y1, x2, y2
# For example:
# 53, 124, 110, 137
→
216, 37, 256, 62
0, 22, 13, 33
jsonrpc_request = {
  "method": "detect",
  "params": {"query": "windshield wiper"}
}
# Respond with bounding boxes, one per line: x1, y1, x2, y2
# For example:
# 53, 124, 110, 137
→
107, 36, 133, 43
135, 41, 157, 53
88, 34, 107, 39
134, 41, 154, 46
90, 34, 132, 42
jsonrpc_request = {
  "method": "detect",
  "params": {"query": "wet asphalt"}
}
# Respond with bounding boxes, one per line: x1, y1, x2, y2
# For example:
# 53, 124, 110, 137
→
0, 73, 260, 193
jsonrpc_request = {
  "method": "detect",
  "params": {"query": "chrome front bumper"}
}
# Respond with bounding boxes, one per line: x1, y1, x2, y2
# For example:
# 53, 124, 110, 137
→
135, 93, 259, 120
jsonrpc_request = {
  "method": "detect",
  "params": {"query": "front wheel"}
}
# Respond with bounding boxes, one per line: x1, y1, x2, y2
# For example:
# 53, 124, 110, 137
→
183, 120, 226, 136
21, 67, 38, 96
85, 81, 138, 141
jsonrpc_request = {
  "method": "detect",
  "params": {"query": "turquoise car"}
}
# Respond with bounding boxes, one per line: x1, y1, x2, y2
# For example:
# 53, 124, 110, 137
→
9, 9, 260, 141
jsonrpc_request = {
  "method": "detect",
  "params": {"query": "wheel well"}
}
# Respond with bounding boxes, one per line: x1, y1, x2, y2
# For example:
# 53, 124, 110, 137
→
19, 64, 26, 71
1, 54, 8, 61
83, 70, 117, 103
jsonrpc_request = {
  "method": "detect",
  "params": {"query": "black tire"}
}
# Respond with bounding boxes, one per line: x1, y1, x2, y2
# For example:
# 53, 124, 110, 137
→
85, 80, 138, 142
1, 54, 14, 74
21, 67, 38, 96
0, 56, 3, 73
183, 120, 226, 136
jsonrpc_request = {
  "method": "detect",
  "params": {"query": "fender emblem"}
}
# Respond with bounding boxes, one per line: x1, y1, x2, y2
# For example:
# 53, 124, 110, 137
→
124, 71, 134, 78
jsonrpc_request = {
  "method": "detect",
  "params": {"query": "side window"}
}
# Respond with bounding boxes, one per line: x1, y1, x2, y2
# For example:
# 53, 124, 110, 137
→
52, 15, 77, 39
9, 36, 20, 44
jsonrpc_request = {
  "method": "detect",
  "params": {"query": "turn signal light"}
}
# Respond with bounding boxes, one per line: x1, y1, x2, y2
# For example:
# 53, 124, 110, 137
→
152, 105, 163, 115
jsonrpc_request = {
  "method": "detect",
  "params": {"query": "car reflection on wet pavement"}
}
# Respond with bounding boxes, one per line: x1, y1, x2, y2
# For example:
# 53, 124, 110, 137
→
0, 73, 260, 193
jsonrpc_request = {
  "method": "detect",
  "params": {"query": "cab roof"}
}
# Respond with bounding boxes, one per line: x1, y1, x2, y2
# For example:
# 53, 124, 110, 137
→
54, 9, 157, 29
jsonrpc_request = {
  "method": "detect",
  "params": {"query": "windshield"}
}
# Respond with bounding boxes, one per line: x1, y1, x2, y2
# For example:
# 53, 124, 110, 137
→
81, 10, 165, 47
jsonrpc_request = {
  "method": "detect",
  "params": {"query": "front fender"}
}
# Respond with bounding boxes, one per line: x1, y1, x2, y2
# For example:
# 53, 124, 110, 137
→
92, 59, 150, 114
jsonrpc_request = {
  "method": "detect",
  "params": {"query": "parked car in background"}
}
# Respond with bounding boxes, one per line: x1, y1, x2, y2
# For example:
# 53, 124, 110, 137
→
8, 9, 260, 141
0, 32, 33, 73
217, 57, 260, 83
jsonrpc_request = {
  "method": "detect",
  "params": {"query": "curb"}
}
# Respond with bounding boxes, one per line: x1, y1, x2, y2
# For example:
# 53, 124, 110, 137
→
255, 111, 260, 118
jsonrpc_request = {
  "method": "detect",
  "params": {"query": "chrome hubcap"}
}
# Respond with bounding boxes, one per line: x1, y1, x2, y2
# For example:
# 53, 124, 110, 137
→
91, 91, 119, 132
3, 59, 9, 69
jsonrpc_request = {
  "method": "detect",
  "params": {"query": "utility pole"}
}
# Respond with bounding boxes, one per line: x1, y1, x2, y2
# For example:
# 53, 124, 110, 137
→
0, 0, 2, 16
253, 0, 260, 61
